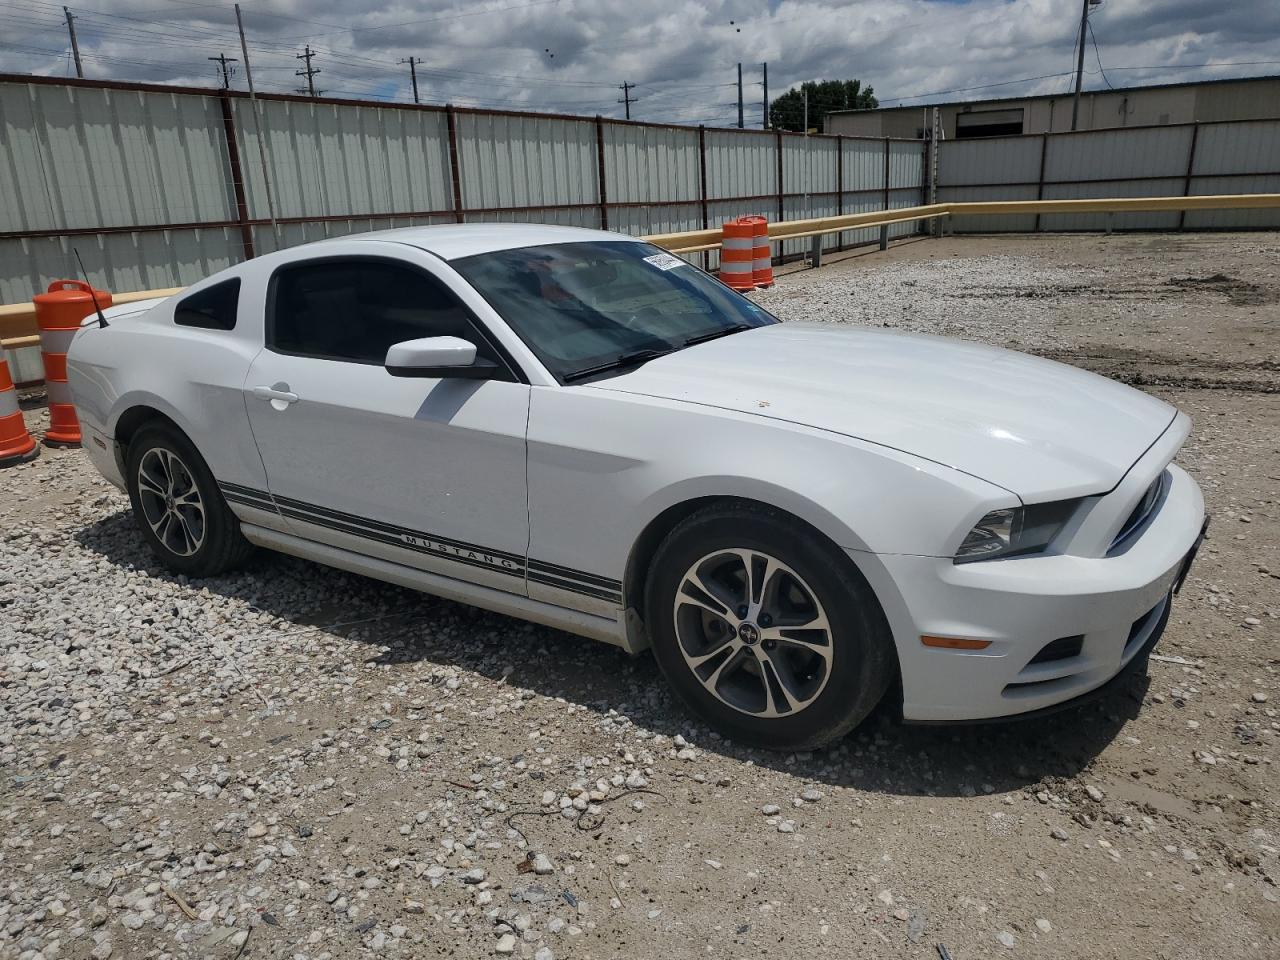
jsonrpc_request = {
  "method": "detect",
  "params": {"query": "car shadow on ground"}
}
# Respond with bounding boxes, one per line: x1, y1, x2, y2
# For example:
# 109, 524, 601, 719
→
75, 510, 1148, 799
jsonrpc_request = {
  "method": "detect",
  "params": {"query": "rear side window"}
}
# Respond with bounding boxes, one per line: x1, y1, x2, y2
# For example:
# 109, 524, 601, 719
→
268, 258, 506, 372
174, 278, 240, 330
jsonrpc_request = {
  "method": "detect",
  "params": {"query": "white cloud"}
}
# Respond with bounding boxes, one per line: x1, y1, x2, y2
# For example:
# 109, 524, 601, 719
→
1, 0, 1277, 125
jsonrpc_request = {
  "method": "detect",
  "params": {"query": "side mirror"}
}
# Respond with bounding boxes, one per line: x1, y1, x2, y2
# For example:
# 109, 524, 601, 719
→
385, 336, 498, 379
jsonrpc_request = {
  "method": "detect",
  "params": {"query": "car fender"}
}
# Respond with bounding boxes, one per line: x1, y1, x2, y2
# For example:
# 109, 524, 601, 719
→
527, 385, 1017, 593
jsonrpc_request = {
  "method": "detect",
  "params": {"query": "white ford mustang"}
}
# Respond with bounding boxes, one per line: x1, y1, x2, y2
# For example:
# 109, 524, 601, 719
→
67, 224, 1207, 748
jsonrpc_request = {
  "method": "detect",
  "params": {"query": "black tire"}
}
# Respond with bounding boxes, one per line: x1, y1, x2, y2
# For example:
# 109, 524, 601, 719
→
125, 422, 254, 577
645, 503, 896, 750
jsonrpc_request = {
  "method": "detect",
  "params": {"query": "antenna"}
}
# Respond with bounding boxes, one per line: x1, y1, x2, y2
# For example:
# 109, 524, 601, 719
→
72, 247, 108, 328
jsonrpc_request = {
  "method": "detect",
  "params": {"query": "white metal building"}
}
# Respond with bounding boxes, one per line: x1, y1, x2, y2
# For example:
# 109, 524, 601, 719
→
827, 75, 1280, 140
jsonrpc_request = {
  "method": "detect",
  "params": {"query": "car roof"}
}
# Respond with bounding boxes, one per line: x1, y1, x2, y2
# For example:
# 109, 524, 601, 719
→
337, 223, 645, 261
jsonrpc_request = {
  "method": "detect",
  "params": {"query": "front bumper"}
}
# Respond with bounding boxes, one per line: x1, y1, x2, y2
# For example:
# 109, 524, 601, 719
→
866, 462, 1205, 722
81, 421, 127, 491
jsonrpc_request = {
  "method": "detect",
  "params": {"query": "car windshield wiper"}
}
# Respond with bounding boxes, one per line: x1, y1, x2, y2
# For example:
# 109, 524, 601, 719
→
683, 323, 750, 348
562, 347, 672, 383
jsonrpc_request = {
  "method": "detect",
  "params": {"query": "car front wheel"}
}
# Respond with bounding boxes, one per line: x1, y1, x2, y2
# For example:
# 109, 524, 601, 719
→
125, 422, 254, 577
645, 503, 895, 750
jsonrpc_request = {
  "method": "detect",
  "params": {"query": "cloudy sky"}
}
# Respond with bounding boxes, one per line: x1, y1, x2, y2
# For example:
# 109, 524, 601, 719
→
1, 0, 1279, 125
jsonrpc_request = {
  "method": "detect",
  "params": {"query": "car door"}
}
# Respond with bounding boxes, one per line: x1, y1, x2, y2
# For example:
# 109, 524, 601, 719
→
242, 251, 531, 596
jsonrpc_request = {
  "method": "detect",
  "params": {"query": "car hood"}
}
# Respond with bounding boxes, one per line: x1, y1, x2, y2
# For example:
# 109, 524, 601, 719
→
587, 323, 1176, 499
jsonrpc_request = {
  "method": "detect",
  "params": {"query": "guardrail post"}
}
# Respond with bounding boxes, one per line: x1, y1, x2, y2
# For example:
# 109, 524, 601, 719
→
879, 224, 889, 251
810, 234, 823, 268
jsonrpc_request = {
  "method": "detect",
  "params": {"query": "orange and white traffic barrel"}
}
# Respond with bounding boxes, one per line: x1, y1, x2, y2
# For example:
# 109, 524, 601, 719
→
32, 279, 112, 447
0, 354, 39, 467
718, 218, 757, 291
747, 215, 774, 288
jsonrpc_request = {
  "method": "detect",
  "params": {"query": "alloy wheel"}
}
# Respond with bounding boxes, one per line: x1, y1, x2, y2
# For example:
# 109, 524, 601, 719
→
136, 447, 206, 557
671, 548, 834, 717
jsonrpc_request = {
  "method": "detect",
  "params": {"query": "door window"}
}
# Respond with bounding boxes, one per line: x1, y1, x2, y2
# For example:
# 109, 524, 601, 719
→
268, 258, 508, 374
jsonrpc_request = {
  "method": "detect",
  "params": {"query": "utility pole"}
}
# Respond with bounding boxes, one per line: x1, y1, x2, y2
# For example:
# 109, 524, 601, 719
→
762, 62, 769, 129
617, 81, 635, 120
62, 6, 83, 79
1070, 0, 1098, 131
736, 62, 743, 128
399, 56, 422, 104
296, 44, 320, 97
803, 86, 808, 135
208, 52, 238, 90
235, 3, 278, 243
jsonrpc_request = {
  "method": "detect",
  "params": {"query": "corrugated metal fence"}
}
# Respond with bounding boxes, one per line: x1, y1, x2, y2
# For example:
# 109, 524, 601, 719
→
0, 75, 925, 303
936, 119, 1280, 232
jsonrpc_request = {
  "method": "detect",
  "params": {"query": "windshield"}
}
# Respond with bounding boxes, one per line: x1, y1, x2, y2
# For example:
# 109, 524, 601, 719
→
451, 240, 777, 381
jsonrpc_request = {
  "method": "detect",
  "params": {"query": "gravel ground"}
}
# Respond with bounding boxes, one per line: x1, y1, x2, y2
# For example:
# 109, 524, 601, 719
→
2, 233, 1277, 960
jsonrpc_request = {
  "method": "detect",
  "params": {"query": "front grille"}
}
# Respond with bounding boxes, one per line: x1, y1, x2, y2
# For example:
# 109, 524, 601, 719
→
1028, 634, 1084, 665
1110, 470, 1169, 551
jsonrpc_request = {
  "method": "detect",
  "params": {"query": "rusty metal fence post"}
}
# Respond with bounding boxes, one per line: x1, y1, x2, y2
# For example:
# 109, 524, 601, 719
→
217, 90, 254, 260
445, 104, 464, 224
594, 115, 609, 231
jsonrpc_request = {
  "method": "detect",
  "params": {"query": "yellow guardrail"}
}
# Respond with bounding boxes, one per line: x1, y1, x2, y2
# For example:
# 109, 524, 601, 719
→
0, 287, 183, 349
3, 193, 1279, 347
648, 194, 1280, 253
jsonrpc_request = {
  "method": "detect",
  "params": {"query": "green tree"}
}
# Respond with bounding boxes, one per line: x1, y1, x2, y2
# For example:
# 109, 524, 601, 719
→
770, 79, 877, 132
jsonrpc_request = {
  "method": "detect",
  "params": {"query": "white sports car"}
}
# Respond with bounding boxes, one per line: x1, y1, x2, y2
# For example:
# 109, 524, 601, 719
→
67, 224, 1207, 748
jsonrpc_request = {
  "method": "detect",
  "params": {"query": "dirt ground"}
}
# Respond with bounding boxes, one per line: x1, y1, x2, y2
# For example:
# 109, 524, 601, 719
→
1, 233, 1276, 960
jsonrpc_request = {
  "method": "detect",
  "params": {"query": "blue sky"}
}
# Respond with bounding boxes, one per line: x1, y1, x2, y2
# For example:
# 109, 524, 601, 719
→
0, 0, 1277, 125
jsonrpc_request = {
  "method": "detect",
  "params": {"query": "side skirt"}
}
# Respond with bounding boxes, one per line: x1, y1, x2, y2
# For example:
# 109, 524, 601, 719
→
239, 522, 637, 652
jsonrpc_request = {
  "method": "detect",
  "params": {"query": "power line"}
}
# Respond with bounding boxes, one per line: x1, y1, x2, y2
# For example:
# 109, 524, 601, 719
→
269, 0, 565, 43
1105, 59, 1280, 72
878, 72, 1077, 106
1087, 19, 1113, 90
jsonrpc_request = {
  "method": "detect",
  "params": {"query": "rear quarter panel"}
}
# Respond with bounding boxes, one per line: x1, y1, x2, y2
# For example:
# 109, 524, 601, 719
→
66, 276, 268, 492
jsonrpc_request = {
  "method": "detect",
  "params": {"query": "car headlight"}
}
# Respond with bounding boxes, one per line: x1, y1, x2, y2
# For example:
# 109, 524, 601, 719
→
955, 501, 1080, 563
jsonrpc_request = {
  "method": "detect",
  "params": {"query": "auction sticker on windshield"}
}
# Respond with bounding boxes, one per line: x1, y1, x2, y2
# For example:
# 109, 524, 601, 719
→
643, 252, 686, 271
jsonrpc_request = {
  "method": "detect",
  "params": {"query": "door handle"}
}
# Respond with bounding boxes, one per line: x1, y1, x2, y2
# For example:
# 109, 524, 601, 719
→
251, 385, 299, 404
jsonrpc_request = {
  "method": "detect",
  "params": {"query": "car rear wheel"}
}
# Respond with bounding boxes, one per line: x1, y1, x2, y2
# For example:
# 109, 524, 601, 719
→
645, 503, 895, 750
125, 422, 254, 577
